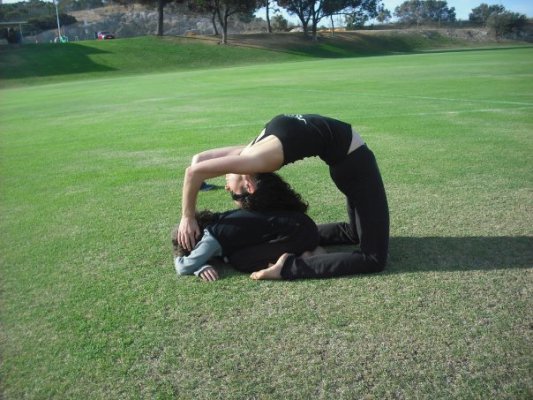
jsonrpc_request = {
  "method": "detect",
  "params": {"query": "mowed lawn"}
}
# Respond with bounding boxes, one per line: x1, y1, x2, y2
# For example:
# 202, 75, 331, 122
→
1, 46, 532, 399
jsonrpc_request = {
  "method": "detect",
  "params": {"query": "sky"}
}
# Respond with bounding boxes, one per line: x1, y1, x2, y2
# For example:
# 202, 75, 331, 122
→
380, 0, 532, 20
1, 0, 531, 20
251, 0, 533, 25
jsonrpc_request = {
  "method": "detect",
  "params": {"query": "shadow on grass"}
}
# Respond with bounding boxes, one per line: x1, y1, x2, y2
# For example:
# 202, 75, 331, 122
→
0, 42, 115, 81
387, 236, 532, 273
419, 45, 533, 54
228, 32, 422, 58
229, 32, 532, 59
211, 236, 532, 281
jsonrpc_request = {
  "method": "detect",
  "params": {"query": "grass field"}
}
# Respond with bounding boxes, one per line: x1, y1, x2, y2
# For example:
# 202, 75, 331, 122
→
1, 39, 532, 399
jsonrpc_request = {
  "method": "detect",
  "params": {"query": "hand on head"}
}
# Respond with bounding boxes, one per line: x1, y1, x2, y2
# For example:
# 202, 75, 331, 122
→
177, 216, 200, 252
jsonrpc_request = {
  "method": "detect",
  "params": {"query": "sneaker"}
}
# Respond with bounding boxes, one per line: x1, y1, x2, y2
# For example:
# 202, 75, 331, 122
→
200, 182, 216, 191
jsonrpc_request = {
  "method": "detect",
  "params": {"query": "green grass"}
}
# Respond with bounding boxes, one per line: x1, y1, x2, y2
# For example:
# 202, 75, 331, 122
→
1, 40, 532, 399
0, 36, 303, 87
1, 32, 523, 88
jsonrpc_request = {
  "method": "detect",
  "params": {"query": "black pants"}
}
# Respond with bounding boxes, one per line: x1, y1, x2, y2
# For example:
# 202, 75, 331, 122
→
281, 145, 390, 279
229, 213, 320, 273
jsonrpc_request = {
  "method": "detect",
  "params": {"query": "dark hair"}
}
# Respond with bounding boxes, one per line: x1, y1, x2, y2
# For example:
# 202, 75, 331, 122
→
171, 210, 217, 257
240, 173, 308, 213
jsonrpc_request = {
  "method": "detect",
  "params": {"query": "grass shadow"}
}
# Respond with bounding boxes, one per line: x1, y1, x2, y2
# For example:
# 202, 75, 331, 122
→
0, 42, 116, 81
387, 236, 532, 273
417, 45, 533, 54
229, 32, 532, 59
204, 236, 532, 281
228, 32, 421, 58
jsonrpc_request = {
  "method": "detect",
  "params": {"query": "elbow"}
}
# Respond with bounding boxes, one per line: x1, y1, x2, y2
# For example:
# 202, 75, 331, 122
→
191, 153, 201, 165
174, 258, 189, 276
184, 165, 196, 183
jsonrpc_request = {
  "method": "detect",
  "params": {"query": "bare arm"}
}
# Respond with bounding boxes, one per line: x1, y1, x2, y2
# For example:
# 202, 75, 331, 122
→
178, 136, 284, 251
175, 231, 221, 272
191, 145, 246, 164
176, 145, 245, 250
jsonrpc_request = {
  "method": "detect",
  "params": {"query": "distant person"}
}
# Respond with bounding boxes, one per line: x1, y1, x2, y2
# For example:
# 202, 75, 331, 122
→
177, 114, 389, 280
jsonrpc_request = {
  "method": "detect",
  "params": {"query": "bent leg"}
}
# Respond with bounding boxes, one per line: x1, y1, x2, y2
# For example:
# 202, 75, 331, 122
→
281, 250, 385, 280
318, 221, 359, 245
229, 217, 320, 273
282, 145, 389, 280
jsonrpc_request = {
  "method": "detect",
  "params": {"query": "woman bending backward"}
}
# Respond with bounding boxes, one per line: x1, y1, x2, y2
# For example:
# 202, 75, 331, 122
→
178, 114, 389, 280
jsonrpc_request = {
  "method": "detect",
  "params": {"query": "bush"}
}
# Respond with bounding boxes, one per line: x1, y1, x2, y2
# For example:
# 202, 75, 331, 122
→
271, 14, 289, 32
486, 11, 528, 38
2, 27, 22, 43
27, 13, 77, 34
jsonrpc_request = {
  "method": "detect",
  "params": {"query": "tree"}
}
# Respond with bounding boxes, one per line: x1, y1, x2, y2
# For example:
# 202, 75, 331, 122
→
57, 0, 104, 12
469, 3, 505, 25
277, 0, 383, 39
394, 0, 455, 26
469, 3, 527, 38
343, 1, 388, 29
276, 0, 312, 36
260, 0, 275, 33
27, 13, 77, 32
486, 10, 527, 38
186, 0, 218, 35
375, 5, 391, 23
271, 14, 289, 31
113, 0, 184, 36
188, 0, 258, 44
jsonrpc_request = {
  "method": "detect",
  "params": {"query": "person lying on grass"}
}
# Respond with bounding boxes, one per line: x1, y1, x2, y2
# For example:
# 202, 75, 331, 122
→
171, 172, 322, 282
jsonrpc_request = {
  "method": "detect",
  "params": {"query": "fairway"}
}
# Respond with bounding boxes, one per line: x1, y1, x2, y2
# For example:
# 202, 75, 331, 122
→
1, 47, 532, 399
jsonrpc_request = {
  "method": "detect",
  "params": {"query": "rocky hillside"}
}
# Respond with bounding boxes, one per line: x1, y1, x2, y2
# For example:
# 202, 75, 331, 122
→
24, 4, 532, 45
30, 4, 264, 43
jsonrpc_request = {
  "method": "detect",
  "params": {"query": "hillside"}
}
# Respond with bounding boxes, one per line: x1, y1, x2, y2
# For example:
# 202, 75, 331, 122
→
1, 31, 531, 88
12, 3, 533, 44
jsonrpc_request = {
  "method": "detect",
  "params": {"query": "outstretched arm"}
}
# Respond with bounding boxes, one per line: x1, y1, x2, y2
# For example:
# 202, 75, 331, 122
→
175, 230, 222, 276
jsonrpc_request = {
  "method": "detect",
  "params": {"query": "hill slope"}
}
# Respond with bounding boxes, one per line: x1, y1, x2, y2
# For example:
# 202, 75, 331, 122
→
1, 32, 530, 88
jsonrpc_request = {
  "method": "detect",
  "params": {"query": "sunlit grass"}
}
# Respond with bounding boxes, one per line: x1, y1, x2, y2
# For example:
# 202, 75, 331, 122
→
1, 46, 532, 399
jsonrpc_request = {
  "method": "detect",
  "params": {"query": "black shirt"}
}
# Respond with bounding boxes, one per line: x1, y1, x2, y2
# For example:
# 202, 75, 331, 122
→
207, 209, 316, 256
253, 114, 353, 166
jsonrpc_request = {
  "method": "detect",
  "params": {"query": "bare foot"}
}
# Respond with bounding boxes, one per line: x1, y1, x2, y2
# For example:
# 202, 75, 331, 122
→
301, 246, 327, 258
250, 253, 290, 280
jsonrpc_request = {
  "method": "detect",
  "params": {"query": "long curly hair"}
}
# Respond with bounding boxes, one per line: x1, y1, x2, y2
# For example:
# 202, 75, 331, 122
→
240, 173, 308, 213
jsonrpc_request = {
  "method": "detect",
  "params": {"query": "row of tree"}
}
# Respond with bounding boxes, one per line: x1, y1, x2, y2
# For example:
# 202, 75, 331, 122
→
115, 0, 528, 42
111, 0, 386, 43
469, 3, 528, 37
0, 0, 79, 37
392, 1, 528, 37
1, 0, 529, 43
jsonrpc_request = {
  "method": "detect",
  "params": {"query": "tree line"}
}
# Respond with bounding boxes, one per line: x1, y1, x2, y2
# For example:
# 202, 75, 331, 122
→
1, 0, 530, 44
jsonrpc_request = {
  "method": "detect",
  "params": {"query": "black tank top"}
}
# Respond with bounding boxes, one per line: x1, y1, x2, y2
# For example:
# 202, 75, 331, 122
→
252, 114, 352, 166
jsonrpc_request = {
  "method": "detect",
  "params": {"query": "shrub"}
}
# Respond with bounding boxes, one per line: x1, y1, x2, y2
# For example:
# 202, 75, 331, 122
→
27, 13, 77, 34
486, 11, 528, 38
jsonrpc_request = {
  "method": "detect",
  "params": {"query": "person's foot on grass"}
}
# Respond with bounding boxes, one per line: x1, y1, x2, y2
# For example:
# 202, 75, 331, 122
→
250, 253, 290, 280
